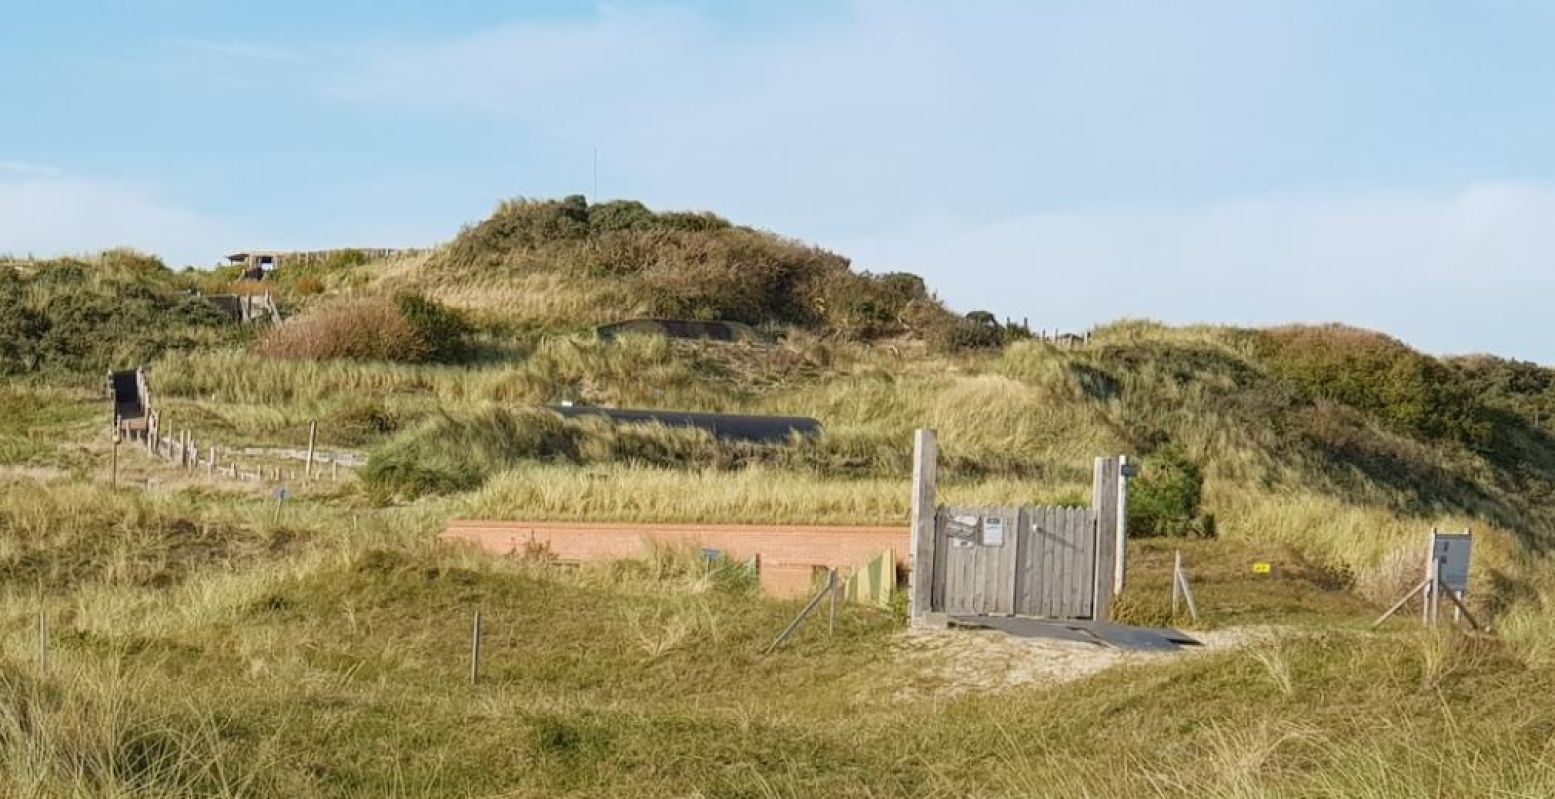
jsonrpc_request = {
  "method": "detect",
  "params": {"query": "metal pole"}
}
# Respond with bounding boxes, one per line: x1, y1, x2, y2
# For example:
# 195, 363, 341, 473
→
111, 434, 120, 490
764, 578, 836, 655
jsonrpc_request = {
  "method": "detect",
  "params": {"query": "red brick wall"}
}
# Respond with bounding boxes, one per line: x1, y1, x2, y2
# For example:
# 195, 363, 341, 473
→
441, 520, 910, 597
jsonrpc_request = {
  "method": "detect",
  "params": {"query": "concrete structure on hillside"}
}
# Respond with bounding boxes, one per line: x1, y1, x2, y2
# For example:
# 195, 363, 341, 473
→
546, 405, 822, 442
206, 292, 280, 324
596, 318, 763, 343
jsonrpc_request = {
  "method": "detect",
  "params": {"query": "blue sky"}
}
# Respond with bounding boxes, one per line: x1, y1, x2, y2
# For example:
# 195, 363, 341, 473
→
5, 2, 1555, 361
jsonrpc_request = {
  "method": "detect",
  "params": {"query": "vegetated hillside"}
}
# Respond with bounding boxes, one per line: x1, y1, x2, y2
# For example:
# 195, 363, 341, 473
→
380, 195, 1016, 348
0, 250, 243, 377
123, 196, 1555, 607
13, 199, 1555, 796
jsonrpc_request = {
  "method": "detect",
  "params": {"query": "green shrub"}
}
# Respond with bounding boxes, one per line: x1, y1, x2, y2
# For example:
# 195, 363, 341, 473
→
361, 408, 583, 499
1128, 446, 1206, 537
813, 271, 931, 340
0, 257, 237, 375
901, 303, 1004, 352
394, 292, 471, 361
1258, 326, 1493, 450
0, 269, 46, 374
325, 399, 402, 447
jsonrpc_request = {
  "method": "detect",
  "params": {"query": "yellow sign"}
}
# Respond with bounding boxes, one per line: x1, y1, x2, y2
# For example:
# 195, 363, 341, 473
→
1252, 562, 1272, 575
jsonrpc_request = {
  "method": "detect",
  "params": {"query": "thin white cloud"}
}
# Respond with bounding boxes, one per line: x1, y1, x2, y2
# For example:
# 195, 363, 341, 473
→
0, 174, 238, 267
0, 161, 62, 178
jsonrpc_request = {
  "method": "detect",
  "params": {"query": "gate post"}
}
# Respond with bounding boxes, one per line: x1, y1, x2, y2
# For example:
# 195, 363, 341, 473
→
908, 429, 940, 627
1091, 456, 1120, 622
1115, 455, 1132, 597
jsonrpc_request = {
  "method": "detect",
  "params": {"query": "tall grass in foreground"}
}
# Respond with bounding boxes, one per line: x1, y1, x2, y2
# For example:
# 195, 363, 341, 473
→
7, 474, 1555, 796
0, 661, 267, 798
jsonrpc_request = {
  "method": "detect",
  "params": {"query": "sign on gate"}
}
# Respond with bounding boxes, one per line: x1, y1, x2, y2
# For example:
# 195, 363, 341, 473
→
945, 514, 979, 544
983, 516, 1006, 546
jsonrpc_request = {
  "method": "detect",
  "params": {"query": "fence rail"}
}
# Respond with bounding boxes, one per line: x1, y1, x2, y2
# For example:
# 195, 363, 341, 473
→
111, 366, 363, 486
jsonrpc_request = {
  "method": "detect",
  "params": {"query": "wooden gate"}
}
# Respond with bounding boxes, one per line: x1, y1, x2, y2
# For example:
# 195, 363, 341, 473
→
931, 506, 1099, 619
908, 429, 1129, 625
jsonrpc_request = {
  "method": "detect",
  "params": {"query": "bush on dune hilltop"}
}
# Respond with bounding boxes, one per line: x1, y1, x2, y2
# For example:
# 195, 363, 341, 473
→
423, 195, 1017, 349
0, 250, 237, 376
254, 292, 471, 364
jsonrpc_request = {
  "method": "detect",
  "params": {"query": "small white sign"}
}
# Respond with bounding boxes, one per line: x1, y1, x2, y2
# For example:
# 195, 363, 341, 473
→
982, 516, 1006, 547
946, 514, 980, 540
1429, 531, 1472, 594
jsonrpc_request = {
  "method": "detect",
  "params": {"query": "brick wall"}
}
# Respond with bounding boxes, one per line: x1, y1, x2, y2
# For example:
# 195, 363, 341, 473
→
441, 520, 910, 597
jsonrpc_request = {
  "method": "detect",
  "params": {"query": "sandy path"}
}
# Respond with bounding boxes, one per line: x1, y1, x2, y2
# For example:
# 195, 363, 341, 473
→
892, 625, 1273, 697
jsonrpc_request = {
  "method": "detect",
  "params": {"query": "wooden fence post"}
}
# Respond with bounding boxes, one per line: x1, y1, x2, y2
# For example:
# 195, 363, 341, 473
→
1174, 554, 1200, 624
908, 429, 939, 627
305, 421, 317, 482
38, 596, 49, 672
827, 568, 838, 636
1172, 550, 1183, 616
1091, 456, 1120, 622
470, 610, 483, 685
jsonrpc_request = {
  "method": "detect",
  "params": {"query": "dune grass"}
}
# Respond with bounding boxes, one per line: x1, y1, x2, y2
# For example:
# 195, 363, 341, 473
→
3, 483, 1554, 797
17, 217, 1555, 795
139, 323, 1555, 608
